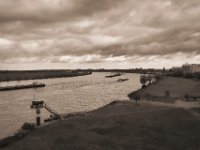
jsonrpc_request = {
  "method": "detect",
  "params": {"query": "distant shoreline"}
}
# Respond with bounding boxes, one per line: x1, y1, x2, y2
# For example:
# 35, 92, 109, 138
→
0, 82, 45, 91
0, 68, 162, 82
0, 70, 92, 82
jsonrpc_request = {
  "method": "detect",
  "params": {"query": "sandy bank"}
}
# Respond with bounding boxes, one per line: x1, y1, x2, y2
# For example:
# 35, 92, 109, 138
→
1, 100, 200, 150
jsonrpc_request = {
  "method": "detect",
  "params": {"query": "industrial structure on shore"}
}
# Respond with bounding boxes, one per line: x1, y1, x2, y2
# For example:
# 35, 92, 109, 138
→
172, 63, 200, 73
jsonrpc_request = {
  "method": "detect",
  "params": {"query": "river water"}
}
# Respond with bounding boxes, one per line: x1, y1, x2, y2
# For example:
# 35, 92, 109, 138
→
0, 72, 141, 139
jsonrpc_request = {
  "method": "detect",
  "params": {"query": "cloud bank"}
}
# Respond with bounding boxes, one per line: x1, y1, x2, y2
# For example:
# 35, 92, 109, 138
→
0, 0, 200, 69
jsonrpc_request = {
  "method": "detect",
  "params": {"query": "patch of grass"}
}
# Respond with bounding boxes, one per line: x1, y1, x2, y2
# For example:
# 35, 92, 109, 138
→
63, 112, 85, 119
0, 130, 26, 148
88, 125, 131, 138
88, 126, 118, 135
54, 137, 66, 144
54, 135, 81, 145
53, 135, 83, 150
129, 77, 200, 102
193, 108, 200, 114
105, 101, 118, 107
123, 143, 137, 150
64, 123, 75, 129
97, 139, 117, 149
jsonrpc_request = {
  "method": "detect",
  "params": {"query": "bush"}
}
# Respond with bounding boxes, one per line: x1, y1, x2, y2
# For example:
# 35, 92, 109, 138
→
21, 122, 35, 131
184, 73, 193, 78
142, 85, 147, 88
131, 94, 141, 103
193, 72, 200, 79
155, 74, 162, 80
170, 70, 184, 77
140, 75, 147, 86
184, 94, 189, 99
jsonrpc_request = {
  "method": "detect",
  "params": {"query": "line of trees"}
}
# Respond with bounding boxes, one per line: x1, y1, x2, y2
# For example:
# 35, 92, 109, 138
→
140, 74, 162, 88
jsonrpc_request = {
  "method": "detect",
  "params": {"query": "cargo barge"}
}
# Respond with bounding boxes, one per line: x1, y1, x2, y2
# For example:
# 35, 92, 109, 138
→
0, 82, 45, 91
117, 78, 129, 82
105, 73, 122, 78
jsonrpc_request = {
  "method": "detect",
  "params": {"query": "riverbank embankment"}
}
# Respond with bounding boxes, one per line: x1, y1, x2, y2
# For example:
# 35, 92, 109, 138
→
1, 100, 200, 150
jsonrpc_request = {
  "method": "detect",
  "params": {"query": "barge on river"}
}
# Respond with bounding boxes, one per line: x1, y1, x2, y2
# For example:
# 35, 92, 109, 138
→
105, 73, 122, 78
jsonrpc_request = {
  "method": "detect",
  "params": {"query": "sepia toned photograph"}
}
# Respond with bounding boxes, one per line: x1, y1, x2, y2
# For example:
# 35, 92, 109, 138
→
0, 0, 200, 150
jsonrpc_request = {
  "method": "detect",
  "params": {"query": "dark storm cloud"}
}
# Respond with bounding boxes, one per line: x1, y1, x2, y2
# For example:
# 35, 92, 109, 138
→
0, 0, 200, 64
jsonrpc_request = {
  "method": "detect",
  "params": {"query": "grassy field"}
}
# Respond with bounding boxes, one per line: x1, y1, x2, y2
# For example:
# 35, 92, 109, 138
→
129, 77, 200, 102
1, 101, 200, 150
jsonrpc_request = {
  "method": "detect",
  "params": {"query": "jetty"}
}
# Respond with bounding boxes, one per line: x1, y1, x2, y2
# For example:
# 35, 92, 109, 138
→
0, 82, 45, 91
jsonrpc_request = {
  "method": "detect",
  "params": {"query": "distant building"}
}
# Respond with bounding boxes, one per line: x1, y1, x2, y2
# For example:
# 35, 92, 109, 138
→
171, 66, 182, 72
182, 63, 200, 73
171, 63, 200, 73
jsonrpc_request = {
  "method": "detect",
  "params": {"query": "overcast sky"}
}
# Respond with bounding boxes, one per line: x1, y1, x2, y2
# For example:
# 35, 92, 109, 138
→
0, 0, 200, 70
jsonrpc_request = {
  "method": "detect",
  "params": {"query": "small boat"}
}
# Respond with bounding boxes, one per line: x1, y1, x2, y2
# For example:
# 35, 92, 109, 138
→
0, 82, 45, 91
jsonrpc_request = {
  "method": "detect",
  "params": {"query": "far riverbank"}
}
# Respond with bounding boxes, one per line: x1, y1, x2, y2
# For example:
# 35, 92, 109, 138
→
0, 70, 92, 82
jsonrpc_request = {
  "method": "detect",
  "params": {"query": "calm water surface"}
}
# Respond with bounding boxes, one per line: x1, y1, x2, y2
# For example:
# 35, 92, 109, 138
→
0, 72, 141, 139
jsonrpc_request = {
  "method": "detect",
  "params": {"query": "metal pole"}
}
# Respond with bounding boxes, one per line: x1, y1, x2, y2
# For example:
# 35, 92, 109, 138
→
36, 108, 41, 126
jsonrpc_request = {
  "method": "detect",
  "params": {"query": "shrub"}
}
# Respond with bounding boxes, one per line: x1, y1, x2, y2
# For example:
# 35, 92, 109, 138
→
184, 73, 193, 78
140, 75, 147, 86
155, 73, 163, 80
21, 122, 35, 131
171, 70, 184, 77
131, 94, 141, 103
184, 94, 189, 98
